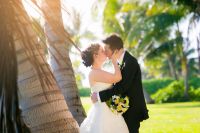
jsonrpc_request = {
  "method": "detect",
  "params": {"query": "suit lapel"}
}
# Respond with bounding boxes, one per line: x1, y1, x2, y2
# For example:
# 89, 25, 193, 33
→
120, 51, 128, 70
113, 51, 129, 86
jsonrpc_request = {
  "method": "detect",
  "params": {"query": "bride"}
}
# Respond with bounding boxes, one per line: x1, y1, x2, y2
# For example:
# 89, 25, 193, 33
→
80, 44, 129, 133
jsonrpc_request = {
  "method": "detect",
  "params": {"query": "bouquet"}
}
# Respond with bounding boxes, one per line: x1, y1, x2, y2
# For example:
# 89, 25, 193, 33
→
106, 95, 129, 115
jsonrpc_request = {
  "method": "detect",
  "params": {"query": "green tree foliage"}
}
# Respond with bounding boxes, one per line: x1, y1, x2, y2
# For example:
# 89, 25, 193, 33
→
102, 0, 200, 98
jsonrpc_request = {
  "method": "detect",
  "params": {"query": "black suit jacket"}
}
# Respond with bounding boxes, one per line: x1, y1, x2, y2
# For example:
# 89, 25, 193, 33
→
99, 51, 149, 131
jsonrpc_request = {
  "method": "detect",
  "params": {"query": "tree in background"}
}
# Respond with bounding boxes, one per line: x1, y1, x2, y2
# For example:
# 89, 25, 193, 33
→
178, 0, 200, 75
102, 0, 200, 99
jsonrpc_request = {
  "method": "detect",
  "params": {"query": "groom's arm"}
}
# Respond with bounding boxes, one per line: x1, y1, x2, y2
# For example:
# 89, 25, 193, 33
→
99, 60, 140, 102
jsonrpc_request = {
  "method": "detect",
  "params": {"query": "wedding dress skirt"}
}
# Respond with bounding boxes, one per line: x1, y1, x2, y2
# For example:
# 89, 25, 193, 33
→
80, 82, 129, 133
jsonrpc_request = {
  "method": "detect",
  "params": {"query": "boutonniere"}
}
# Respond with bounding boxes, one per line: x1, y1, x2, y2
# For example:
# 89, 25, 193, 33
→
120, 62, 126, 70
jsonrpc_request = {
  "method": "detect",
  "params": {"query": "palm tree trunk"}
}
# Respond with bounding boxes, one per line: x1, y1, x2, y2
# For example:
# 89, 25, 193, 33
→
0, 1, 30, 131
176, 22, 190, 99
38, 0, 86, 124
14, 1, 79, 132
181, 56, 189, 98
197, 36, 200, 74
166, 54, 178, 80
143, 88, 154, 104
17, 43, 79, 133
47, 41, 86, 124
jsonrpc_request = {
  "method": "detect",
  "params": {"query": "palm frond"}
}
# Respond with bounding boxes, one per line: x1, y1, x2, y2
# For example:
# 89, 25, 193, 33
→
23, 0, 81, 53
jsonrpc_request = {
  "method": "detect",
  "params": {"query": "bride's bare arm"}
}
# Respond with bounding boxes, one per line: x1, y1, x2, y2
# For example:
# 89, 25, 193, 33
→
90, 50, 122, 84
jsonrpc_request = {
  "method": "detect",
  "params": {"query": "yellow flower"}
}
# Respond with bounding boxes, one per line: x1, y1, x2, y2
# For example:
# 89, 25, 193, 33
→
106, 94, 130, 115
117, 103, 123, 111
124, 96, 129, 105
122, 107, 128, 112
114, 98, 120, 104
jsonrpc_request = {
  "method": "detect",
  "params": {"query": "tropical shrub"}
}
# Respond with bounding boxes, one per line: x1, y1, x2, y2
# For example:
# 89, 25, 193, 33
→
152, 81, 186, 103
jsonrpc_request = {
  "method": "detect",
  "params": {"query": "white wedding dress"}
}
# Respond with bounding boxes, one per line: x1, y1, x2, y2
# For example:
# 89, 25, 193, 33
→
80, 82, 129, 133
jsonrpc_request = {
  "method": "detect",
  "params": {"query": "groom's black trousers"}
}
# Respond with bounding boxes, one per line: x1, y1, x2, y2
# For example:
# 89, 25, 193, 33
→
132, 122, 140, 133
126, 120, 140, 133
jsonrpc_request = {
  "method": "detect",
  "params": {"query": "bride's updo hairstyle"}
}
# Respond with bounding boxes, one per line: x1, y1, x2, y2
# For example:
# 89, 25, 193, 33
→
81, 44, 100, 67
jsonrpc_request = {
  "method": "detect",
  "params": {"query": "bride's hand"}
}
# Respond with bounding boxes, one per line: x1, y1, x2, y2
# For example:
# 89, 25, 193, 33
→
118, 48, 124, 55
111, 50, 119, 63
111, 49, 123, 62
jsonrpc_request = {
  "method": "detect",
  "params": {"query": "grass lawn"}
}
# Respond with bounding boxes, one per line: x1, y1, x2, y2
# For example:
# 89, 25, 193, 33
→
80, 97, 200, 133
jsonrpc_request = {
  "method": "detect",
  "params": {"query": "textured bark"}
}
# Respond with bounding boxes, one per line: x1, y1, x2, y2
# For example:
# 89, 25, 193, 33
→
38, 0, 86, 124
14, 1, 79, 132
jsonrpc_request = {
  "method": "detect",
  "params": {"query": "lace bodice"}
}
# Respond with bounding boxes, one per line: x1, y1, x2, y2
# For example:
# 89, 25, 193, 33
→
91, 82, 112, 92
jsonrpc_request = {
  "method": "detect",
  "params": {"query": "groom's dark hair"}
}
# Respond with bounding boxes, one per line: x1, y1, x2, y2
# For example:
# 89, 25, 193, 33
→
103, 34, 123, 51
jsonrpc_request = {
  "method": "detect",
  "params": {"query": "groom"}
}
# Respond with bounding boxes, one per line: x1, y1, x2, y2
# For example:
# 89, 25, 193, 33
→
91, 34, 149, 133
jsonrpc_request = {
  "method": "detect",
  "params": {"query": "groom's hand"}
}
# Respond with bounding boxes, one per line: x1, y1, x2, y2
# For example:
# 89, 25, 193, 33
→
91, 92, 98, 103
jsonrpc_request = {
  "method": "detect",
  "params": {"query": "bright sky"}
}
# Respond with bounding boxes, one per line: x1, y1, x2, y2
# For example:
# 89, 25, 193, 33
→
63, 0, 105, 87
63, 0, 104, 38
173, 13, 199, 58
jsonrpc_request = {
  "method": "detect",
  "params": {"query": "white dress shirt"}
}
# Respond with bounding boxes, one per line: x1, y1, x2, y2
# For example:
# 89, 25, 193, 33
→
97, 50, 126, 102
118, 50, 125, 65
